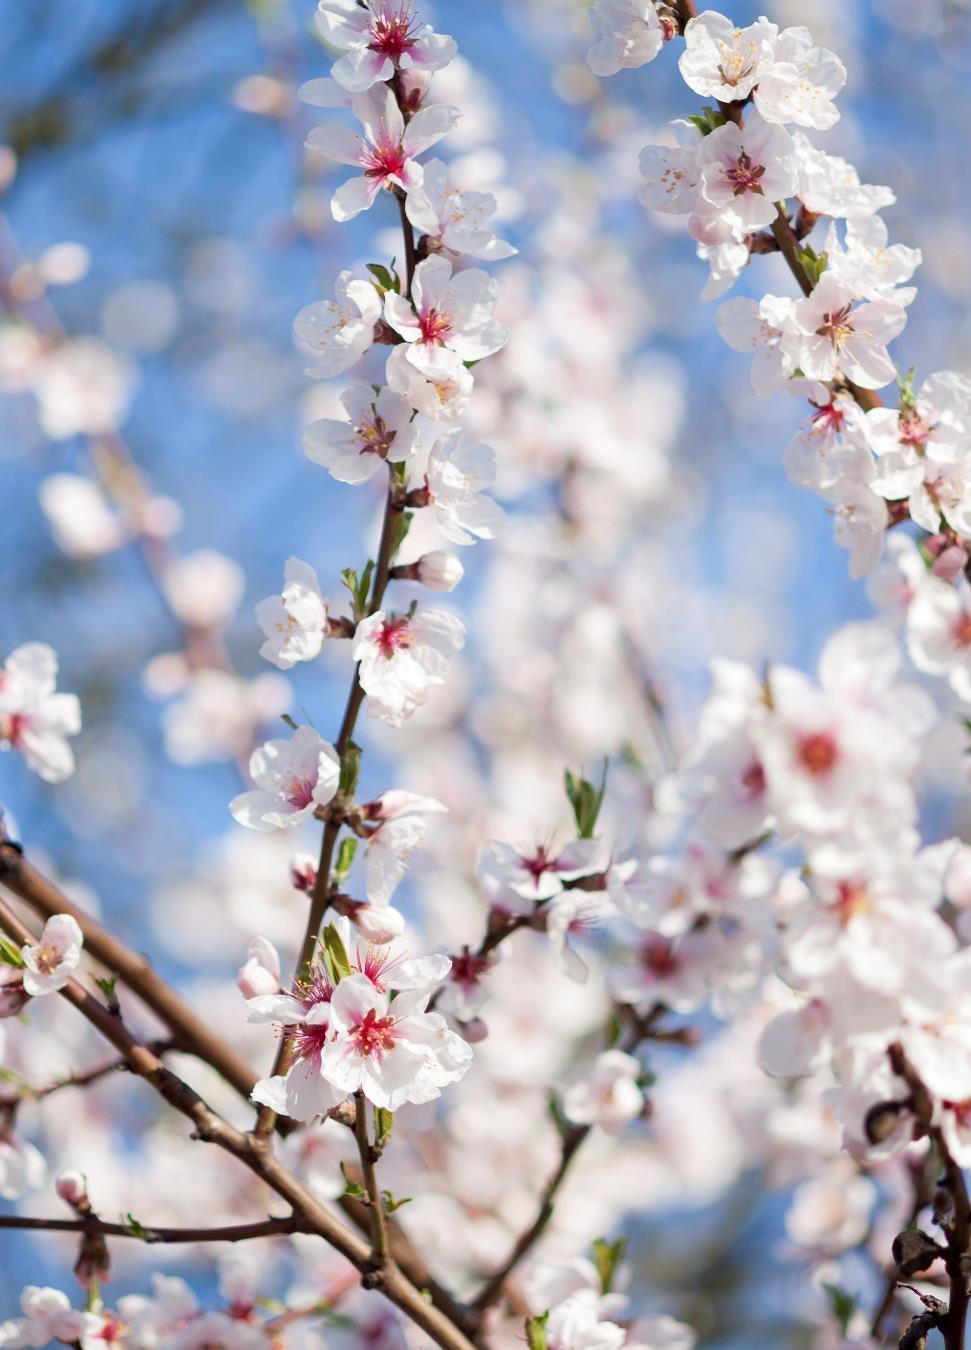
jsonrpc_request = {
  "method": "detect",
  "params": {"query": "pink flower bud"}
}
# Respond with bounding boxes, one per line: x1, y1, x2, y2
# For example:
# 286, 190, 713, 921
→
352, 903, 406, 945
459, 1017, 488, 1043
396, 69, 432, 113
932, 545, 969, 582
415, 551, 464, 592
290, 854, 318, 894
55, 1171, 88, 1207
237, 936, 281, 998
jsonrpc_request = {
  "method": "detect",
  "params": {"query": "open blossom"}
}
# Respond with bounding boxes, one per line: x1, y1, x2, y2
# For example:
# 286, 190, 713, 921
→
790, 274, 907, 390
230, 725, 340, 831
715, 294, 798, 397
315, 0, 456, 93
791, 132, 895, 220
425, 428, 505, 545
248, 968, 345, 1122
255, 557, 329, 670
384, 254, 508, 364
353, 606, 465, 726
21, 915, 83, 996
825, 476, 888, 580
306, 84, 456, 222
638, 124, 701, 216
544, 1293, 626, 1350
868, 371, 971, 533
824, 217, 921, 307
0, 1287, 87, 1348
586, 0, 664, 78
695, 113, 797, 235
906, 576, 971, 702
782, 389, 873, 494
385, 342, 472, 421
303, 382, 418, 486
404, 159, 516, 262
476, 838, 604, 911
562, 1050, 644, 1133
321, 971, 472, 1109
678, 12, 776, 102
0, 644, 81, 784
293, 270, 381, 378
755, 25, 847, 130
364, 791, 447, 906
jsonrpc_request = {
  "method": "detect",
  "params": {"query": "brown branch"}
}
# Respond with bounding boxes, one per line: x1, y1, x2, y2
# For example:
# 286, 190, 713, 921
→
0, 1215, 303, 1244
353, 1090, 390, 1278
889, 1043, 970, 1350
0, 832, 262, 1109
0, 894, 477, 1350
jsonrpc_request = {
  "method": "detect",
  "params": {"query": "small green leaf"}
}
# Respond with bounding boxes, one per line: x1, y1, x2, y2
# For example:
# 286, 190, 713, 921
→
366, 262, 400, 294
822, 1283, 856, 1336
339, 1163, 367, 1200
795, 244, 828, 287
334, 837, 358, 886
0, 935, 25, 968
374, 1106, 394, 1151
897, 366, 917, 410
526, 1312, 549, 1350
686, 105, 728, 136
357, 559, 375, 612
281, 713, 299, 731
390, 509, 413, 562
591, 1236, 627, 1295
122, 1213, 158, 1242
95, 974, 119, 1008
321, 924, 353, 986
547, 1092, 571, 1142
564, 759, 608, 839
382, 1189, 411, 1214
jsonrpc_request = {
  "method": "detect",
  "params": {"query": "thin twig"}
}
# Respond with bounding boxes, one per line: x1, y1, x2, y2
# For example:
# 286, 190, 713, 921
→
0, 1215, 303, 1244
353, 1090, 390, 1277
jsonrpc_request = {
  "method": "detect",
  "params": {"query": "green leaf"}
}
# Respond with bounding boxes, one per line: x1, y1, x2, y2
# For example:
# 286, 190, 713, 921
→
339, 741, 362, 798
390, 509, 413, 562
357, 559, 375, 612
95, 974, 119, 1007
564, 759, 608, 839
381, 1189, 411, 1214
281, 712, 299, 731
374, 1106, 394, 1151
822, 1283, 856, 1336
591, 1236, 627, 1294
0, 935, 24, 968
686, 106, 728, 136
334, 837, 358, 887
366, 262, 400, 295
122, 1214, 158, 1243
526, 1313, 549, 1350
795, 244, 828, 287
896, 366, 917, 410
321, 924, 353, 986
547, 1092, 571, 1142
339, 1163, 367, 1200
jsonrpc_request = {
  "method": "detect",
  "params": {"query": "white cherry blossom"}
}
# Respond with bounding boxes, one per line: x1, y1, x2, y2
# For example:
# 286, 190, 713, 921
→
384, 254, 508, 364
0, 644, 81, 784
353, 606, 465, 726
303, 381, 419, 485
790, 274, 907, 390
586, 0, 664, 79
230, 725, 340, 831
425, 428, 505, 545
21, 915, 83, 997
293, 270, 381, 378
306, 84, 456, 222
315, 0, 456, 94
405, 159, 516, 262
755, 26, 847, 130
695, 113, 797, 235
678, 12, 777, 103
385, 342, 472, 421
562, 1050, 644, 1133
255, 557, 329, 670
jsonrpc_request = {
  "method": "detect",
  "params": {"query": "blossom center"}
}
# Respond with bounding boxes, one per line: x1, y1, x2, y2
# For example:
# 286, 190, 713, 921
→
741, 759, 766, 799
725, 151, 765, 196
835, 879, 869, 921
796, 731, 839, 777
642, 936, 678, 977
368, 4, 419, 60
292, 1020, 331, 1068
375, 616, 413, 658
356, 414, 396, 459
363, 135, 408, 182
283, 775, 317, 809
351, 1006, 398, 1058
952, 614, 971, 648
0, 712, 24, 747
418, 306, 454, 345
816, 304, 855, 347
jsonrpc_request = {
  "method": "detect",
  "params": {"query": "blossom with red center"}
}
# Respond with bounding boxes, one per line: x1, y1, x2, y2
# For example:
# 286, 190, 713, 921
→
476, 836, 605, 911
305, 85, 456, 223
314, 0, 456, 94
322, 972, 472, 1110
230, 724, 340, 832
0, 643, 81, 784
796, 731, 839, 778
248, 965, 343, 1124
353, 605, 465, 727
385, 254, 508, 367
792, 273, 906, 390
696, 113, 797, 234
304, 381, 418, 487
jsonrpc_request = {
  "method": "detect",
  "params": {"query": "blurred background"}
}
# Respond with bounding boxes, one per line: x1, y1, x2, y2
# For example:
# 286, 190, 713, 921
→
2, 0, 971, 1344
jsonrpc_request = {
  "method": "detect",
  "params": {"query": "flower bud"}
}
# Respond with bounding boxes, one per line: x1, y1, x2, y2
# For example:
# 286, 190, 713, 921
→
932, 545, 969, 582
291, 854, 318, 894
459, 1017, 488, 1043
237, 937, 281, 999
396, 69, 432, 113
55, 1171, 88, 1209
74, 1232, 110, 1288
353, 903, 406, 945
415, 551, 464, 592
864, 1098, 905, 1145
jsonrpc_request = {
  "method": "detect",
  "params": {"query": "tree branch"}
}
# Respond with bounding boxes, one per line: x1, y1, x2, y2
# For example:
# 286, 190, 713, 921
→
353, 1091, 390, 1278
0, 894, 477, 1350
0, 1215, 303, 1244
